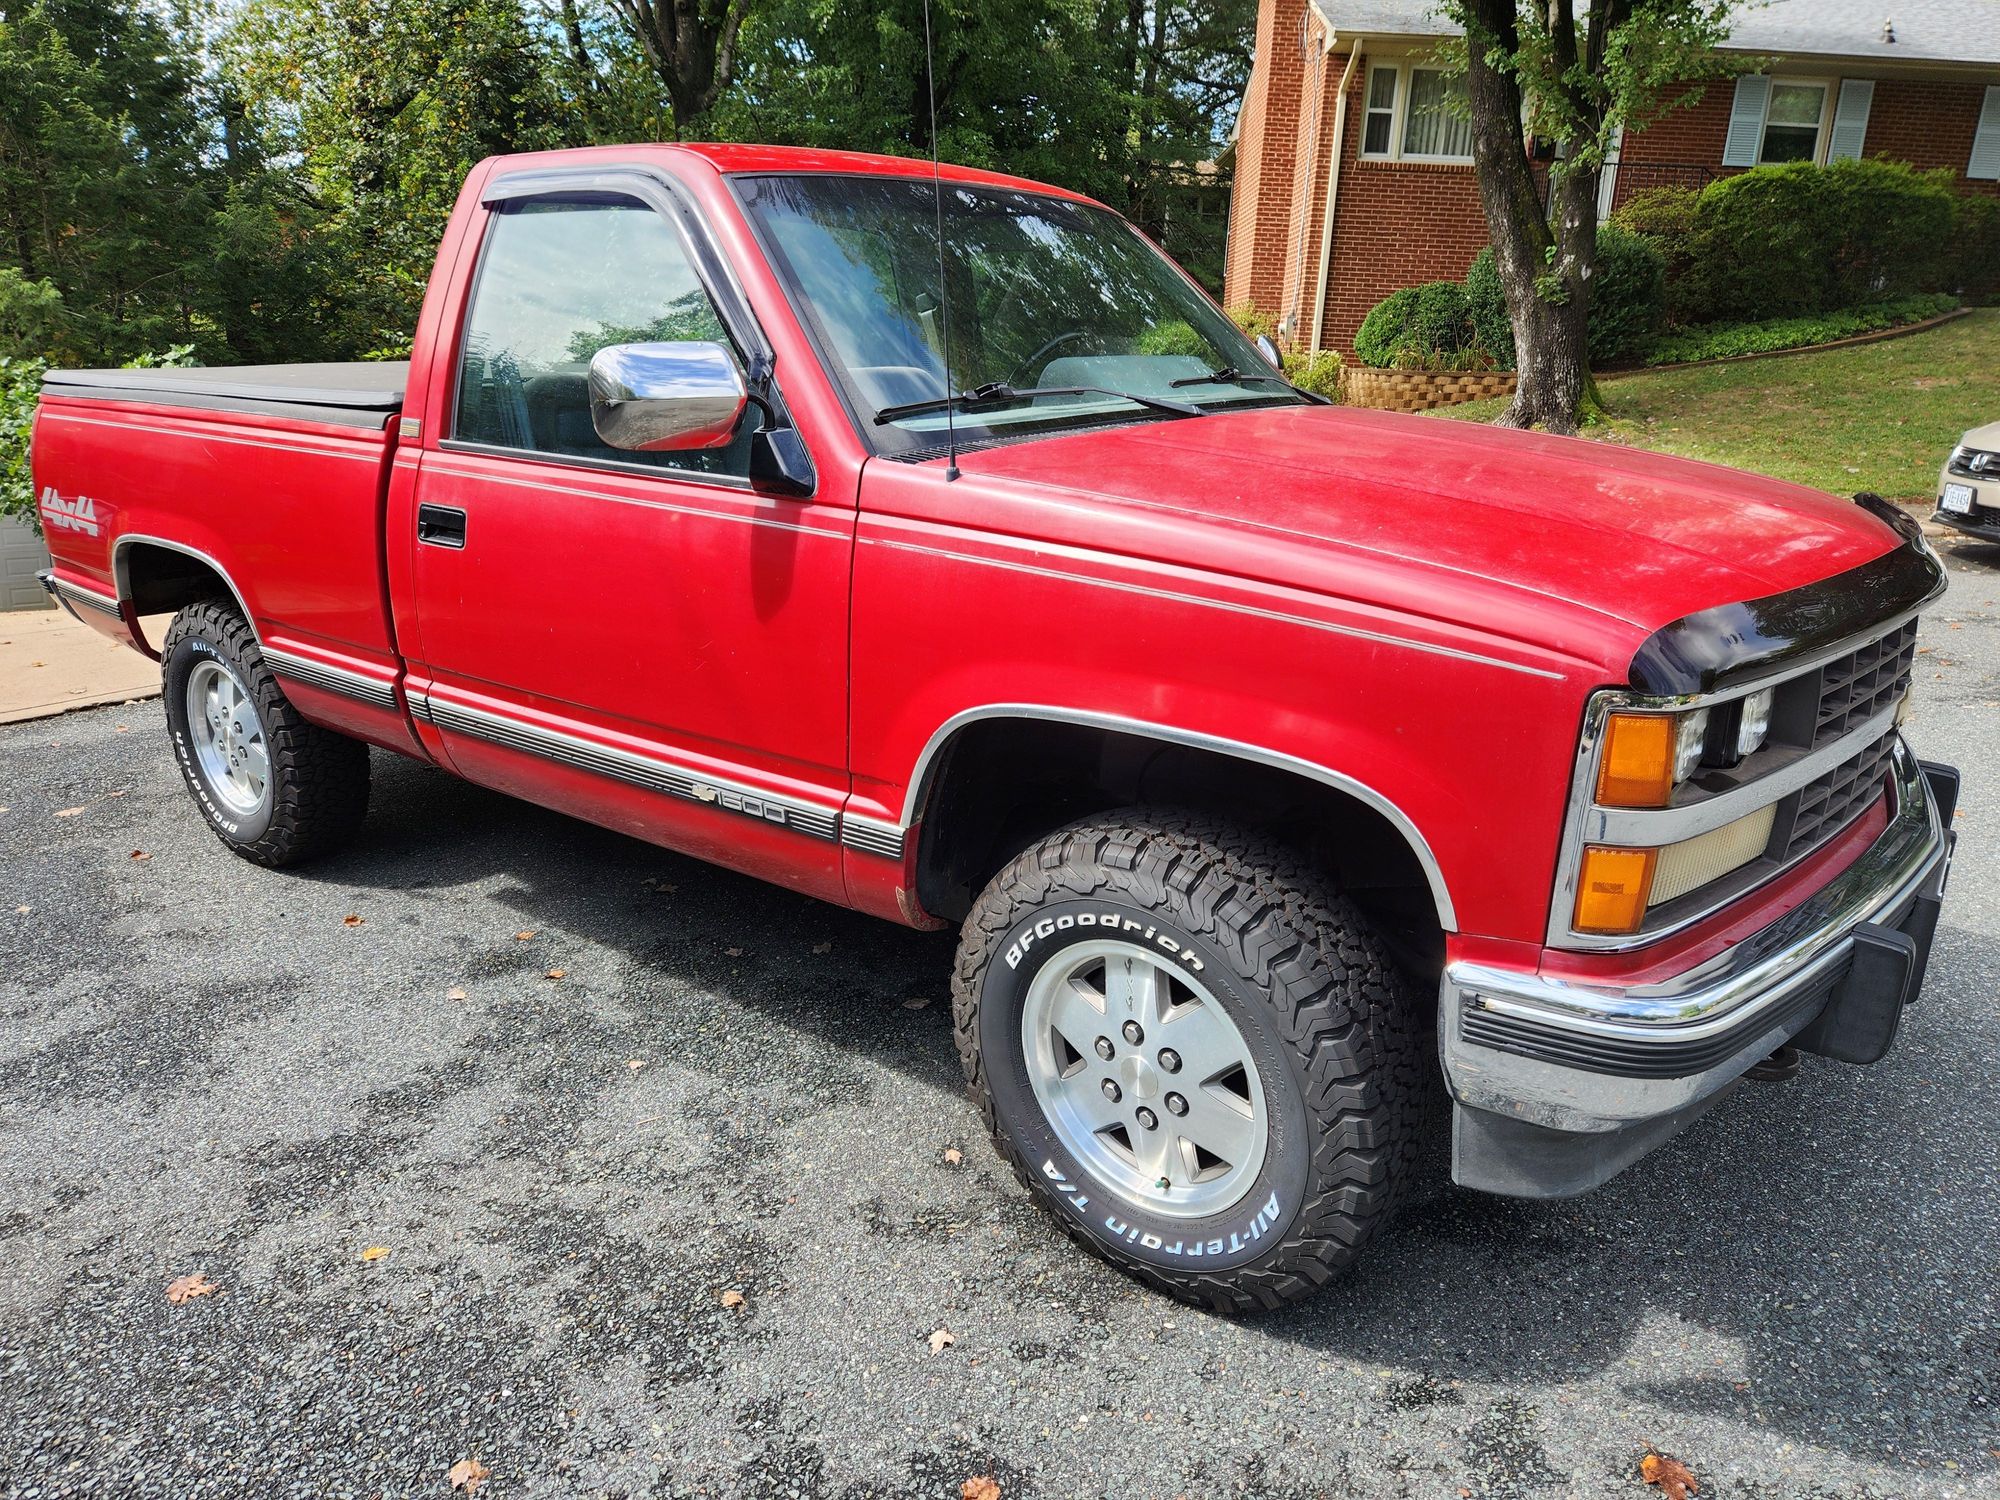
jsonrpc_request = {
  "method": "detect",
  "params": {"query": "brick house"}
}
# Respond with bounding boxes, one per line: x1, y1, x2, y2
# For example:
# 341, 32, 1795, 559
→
1225, 0, 2000, 355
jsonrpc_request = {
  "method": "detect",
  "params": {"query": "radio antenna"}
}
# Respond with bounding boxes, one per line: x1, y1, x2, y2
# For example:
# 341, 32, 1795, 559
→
921, 0, 960, 481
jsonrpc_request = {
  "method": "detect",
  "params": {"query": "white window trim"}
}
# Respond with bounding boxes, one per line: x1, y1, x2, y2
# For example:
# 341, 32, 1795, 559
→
1756, 75, 1835, 166
1358, 60, 1475, 165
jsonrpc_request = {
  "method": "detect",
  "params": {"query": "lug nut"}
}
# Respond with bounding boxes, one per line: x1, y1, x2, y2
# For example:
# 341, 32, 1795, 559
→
1165, 1092, 1188, 1117
1122, 1020, 1144, 1045
1157, 1048, 1181, 1073
1094, 1036, 1115, 1061
1100, 1079, 1122, 1103
1135, 1106, 1159, 1131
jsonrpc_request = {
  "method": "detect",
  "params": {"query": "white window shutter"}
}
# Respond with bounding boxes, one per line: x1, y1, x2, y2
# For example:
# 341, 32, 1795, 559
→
1826, 79, 1874, 161
1971, 85, 2000, 181
1722, 75, 1770, 167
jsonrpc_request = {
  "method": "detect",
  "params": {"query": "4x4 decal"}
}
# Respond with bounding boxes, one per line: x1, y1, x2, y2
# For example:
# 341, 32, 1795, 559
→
39, 486, 101, 538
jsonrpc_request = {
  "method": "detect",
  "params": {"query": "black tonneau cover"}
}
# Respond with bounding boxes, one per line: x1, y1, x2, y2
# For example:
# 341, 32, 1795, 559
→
42, 362, 409, 430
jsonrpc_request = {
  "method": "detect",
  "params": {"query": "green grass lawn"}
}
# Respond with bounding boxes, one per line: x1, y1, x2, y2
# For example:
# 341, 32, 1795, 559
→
1434, 307, 1994, 500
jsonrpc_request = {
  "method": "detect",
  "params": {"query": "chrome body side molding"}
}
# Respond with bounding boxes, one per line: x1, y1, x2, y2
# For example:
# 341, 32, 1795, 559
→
39, 570, 121, 622
413, 689, 841, 843
839, 813, 906, 861
259, 646, 398, 711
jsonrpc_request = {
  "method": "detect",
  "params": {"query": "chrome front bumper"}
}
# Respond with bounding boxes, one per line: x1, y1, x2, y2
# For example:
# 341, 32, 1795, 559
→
1442, 738, 1954, 1197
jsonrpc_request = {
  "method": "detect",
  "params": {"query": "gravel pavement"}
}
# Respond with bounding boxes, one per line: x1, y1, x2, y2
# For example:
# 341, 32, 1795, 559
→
2, 543, 1996, 1500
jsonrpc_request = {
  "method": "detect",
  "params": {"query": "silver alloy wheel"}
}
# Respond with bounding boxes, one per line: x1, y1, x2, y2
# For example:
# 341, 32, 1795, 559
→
1021, 938, 1268, 1219
185, 658, 270, 818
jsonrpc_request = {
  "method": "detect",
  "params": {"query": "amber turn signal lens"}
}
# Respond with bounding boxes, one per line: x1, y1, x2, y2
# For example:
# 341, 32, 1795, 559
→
1596, 713, 1676, 808
1573, 845, 1657, 935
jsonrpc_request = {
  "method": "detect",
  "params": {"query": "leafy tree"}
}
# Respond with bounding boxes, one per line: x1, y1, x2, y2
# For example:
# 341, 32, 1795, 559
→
1440, 0, 1736, 432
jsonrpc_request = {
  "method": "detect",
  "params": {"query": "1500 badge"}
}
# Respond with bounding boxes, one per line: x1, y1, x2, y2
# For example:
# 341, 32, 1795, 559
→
39, 486, 101, 538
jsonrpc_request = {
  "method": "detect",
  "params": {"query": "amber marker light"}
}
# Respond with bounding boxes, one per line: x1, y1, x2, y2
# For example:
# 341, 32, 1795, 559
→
1573, 845, 1657, 935
1595, 712, 1677, 808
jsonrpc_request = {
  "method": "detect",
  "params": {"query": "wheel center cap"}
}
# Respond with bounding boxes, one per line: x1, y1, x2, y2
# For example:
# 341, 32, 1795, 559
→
1116, 1054, 1160, 1101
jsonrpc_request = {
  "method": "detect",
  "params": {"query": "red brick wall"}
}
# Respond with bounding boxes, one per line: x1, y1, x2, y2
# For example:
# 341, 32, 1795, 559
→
1223, 0, 1309, 310
1864, 77, 2000, 196
1315, 54, 1492, 353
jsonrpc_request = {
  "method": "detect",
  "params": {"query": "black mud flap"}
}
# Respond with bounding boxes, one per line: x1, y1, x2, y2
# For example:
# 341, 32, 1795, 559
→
1795, 924, 1914, 1065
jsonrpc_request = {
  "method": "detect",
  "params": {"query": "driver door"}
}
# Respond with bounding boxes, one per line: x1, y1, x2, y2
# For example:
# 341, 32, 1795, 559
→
404, 187, 854, 895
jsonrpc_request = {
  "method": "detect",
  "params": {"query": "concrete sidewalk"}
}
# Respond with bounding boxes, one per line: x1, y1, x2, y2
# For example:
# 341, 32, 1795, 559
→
0, 607, 164, 724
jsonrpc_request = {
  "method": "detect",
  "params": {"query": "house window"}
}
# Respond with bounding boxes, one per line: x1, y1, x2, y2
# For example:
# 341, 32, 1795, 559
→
1359, 63, 1473, 163
1761, 81, 1828, 163
1362, 66, 1397, 155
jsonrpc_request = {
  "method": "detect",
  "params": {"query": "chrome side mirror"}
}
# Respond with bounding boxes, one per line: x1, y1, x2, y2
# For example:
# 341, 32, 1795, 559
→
1254, 333, 1284, 371
588, 341, 747, 452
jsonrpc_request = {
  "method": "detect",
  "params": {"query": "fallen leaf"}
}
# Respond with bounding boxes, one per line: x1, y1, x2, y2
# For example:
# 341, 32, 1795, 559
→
448, 1458, 490, 1493
446, 986, 469, 1001
902, 996, 931, 1010
165, 1272, 217, 1304
962, 1478, 1000, 1500
13, 905, 28, 915
724, 946, 744, 957
359, 1245, 390, 1262
625, 1059, 645, 1070
129, 849, 150, 861
943, 1148, 963, 1166
343, 913, 364, 927
545, 968, 566, 980
719, 1289, 745, 1310
1640, 1451, 1697, 1500
812, 941, 832, 954
514, 930, 536, 941
53, 805, 86, 818
928, 1327, 956, 1355
115, 724, 129, 733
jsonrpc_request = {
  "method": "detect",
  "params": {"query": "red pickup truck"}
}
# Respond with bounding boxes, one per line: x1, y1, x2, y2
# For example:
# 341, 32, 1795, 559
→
33, 144, 1957, 1311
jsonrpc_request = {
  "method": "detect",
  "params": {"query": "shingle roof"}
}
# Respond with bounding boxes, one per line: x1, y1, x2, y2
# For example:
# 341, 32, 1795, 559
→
1306, 0, 2000, 66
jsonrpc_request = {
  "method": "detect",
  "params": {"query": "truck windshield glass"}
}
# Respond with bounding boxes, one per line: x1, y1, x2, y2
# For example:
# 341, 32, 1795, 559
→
739, 174, 1302, 453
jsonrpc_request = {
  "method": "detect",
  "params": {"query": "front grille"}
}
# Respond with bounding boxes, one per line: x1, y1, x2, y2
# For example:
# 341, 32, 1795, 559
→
1783, 729, 1897, 862
1812, 619, 1916, 747
1948, 447, 1999, 481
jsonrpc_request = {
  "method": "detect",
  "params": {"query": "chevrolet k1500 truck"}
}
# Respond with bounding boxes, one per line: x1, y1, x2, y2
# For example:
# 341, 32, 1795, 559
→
34, 144, 1958, 1312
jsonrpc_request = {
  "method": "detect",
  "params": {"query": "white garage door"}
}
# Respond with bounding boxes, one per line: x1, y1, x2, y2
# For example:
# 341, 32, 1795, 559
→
2, 513, 54, 611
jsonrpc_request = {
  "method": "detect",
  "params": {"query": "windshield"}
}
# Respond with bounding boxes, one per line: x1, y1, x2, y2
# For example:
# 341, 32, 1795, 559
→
737, 173, 1301, 454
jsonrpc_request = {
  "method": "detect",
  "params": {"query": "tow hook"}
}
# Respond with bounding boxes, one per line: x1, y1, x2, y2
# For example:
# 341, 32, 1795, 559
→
1745, 1045, 1802, 1082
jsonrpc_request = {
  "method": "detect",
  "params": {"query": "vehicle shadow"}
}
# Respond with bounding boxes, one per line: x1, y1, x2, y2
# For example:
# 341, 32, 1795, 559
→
296, 750, 1996, 1468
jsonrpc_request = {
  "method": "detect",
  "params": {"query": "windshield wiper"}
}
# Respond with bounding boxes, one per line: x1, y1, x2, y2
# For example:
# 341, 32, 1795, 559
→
1168, 366, 1331, 404
872, 381, 1203, 426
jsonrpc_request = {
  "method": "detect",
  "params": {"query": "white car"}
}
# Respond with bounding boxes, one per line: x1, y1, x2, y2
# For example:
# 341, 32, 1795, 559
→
1936, 421, 2000, 542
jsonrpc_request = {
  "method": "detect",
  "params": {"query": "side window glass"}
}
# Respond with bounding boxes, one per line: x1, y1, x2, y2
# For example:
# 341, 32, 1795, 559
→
454, 197, 752, 479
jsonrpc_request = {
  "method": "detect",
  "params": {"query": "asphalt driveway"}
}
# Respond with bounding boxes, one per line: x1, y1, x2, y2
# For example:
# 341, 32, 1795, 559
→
3, 542, 1996, 1499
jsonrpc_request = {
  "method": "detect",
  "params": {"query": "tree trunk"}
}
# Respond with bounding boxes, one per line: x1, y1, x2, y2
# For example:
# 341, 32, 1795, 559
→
1459, 0, 1602, 434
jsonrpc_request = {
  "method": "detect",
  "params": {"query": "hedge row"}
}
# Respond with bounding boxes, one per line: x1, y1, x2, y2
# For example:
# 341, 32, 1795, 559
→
1351, 158, 1992, 371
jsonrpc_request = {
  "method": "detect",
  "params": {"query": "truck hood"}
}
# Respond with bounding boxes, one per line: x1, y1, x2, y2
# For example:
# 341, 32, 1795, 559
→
961, 403, 1901, 643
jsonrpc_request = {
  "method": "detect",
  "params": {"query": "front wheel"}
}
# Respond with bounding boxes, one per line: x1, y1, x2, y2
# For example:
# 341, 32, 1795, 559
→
160, 598, 370, 866
952, 810, 1425, 1312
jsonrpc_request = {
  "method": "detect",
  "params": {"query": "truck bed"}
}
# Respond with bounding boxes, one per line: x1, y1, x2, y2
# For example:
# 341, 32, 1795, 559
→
41, 362, 409, 429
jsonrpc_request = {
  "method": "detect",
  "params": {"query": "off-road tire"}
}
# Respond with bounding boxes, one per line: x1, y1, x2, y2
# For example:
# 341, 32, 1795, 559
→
953, 808, 1425, 1313
160, 598, 370, 866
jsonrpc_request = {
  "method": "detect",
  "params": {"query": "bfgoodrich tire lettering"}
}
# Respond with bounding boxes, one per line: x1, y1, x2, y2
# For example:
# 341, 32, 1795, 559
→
953, 810, 1424, 1313
160, 599, 371, 867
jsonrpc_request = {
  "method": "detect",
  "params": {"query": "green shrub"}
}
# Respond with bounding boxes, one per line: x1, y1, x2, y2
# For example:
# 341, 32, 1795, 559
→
1585, 224, 1667, 363
1353, 280, 1479, 368
1952, 196, 2000, 299
1683, 158, 1959, 323
1639, 293, 1957, 366
1463, 249, 1513, 369
1456, 229, 1661, 369
0, 357, 45, 527
1283, 347, 1344, 398
1226, 302, 1278, 342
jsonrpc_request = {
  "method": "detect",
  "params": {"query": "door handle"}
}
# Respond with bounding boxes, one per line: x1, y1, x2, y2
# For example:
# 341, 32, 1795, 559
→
416, 504, 467, 549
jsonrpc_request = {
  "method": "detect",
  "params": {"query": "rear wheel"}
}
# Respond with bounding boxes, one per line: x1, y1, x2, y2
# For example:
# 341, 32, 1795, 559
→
160, 599, 370, 866
953, 809, 1424, 1312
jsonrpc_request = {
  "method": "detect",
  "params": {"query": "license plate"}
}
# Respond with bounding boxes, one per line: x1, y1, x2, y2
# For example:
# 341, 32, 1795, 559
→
1941, 482, 1975, 515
